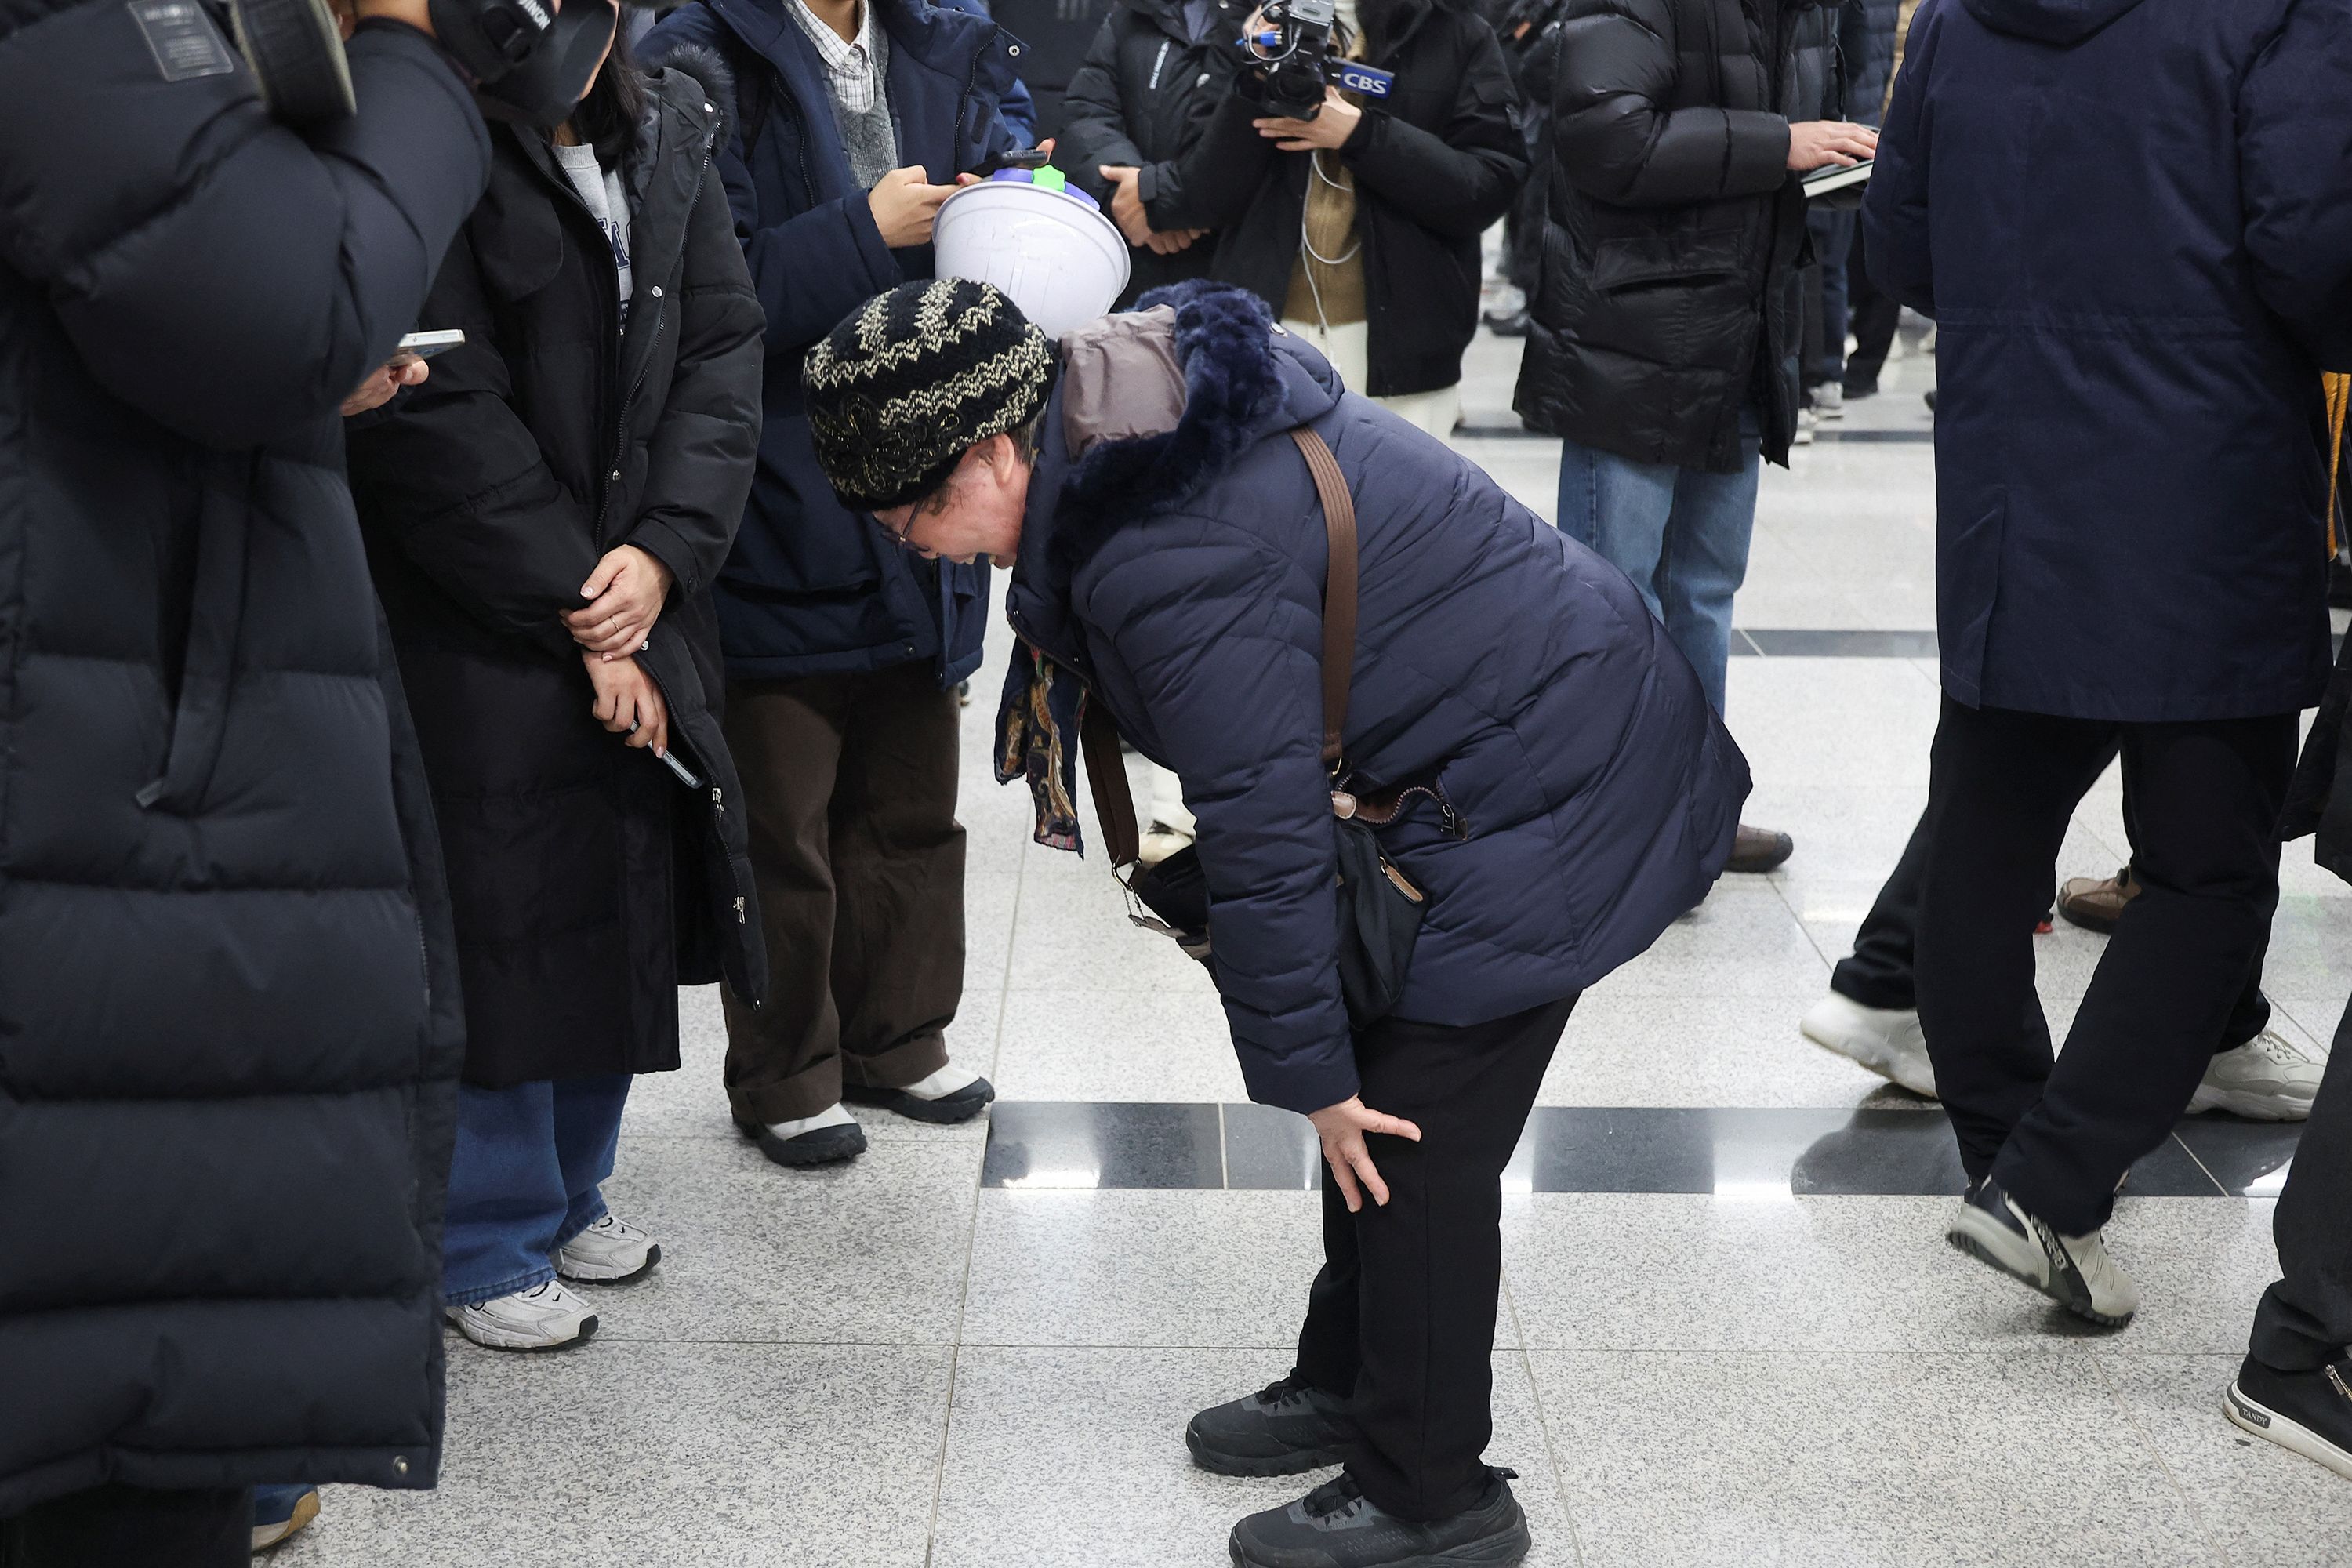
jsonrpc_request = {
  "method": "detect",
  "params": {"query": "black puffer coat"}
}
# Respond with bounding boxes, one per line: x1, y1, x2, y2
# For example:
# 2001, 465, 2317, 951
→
349, 59, 768, 1089
0, 13, 484, 1515
1514, 0, 1837, 469
1157, 0, 1530, 397
1058, 0, 1246, 303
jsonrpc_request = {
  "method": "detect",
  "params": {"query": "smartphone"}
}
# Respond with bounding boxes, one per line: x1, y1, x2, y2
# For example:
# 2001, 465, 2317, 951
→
394, 329, 467, 360
966, 147, 1052, 179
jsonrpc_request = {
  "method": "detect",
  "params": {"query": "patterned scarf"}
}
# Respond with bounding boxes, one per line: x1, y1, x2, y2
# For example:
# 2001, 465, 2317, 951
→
996, 642, 1091, 855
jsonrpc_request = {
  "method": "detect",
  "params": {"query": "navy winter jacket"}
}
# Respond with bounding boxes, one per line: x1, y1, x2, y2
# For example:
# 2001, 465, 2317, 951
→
645, 0, 1025, 684
1864, 0, 2352, 722
1006, 285, 1749, 1113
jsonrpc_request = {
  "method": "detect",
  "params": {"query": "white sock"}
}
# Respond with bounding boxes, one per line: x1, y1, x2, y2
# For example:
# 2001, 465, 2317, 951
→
900, 1062, 983, 1101
768, 1103, 858, 1139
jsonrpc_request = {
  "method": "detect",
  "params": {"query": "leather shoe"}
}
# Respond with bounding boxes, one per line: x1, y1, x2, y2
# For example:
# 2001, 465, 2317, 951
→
1725, 823, 1794, 874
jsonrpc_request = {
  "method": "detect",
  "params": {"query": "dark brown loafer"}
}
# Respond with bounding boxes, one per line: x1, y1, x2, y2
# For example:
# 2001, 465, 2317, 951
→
1725, 823, 1795, 874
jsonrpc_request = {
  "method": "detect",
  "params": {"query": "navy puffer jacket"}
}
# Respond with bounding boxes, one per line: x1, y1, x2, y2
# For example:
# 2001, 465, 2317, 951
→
645, 0, 1025, 686
1006, 285, 1748, 1113
1865, 0, 2352, 722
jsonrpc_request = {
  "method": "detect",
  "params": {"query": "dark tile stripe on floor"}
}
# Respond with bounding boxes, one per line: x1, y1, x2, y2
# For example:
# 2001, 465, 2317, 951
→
982, 1103, 2299, 1198
1454, 424, 1936, 445
1733, 629, 1940, 658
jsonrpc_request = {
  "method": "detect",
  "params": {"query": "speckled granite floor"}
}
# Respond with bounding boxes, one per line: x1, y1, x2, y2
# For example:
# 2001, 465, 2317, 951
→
275, 327, 2350, 1567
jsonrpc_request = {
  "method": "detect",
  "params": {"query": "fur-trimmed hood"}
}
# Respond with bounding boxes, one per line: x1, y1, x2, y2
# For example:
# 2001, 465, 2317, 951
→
1043, 281, 1340, 565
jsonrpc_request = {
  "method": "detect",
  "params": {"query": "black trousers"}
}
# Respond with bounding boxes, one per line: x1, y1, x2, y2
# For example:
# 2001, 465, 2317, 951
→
1843, 223, 1901, 394
0, 1485, 248, 1568
1915, 699, 2296, 1234
2250, 989, 2352, 1371
1291, 995, 1579, 1523
1833, 755, 2272, 1050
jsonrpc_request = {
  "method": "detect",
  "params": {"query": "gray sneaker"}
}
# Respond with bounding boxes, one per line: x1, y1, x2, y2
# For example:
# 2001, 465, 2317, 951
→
1229, 1469, 1530, 1568
1188, 1374, 1348, 1477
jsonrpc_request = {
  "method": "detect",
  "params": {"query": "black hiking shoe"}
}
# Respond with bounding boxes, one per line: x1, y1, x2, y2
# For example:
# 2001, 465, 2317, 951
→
1229, 1469, 1530, 1568
2225, 1356, 2352, 1481
1189, 1374, 1348, 1477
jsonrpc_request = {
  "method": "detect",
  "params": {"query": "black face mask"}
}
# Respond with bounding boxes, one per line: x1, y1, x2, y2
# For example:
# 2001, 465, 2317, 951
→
429, 0, 619, 129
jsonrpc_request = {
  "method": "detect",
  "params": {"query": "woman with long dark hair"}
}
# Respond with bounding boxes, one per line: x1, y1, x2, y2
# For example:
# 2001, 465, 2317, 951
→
347, 26, 767, 1352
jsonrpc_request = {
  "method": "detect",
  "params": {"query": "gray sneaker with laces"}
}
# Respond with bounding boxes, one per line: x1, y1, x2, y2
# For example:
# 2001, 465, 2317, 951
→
1229, 1469, 1530, 1568
1187, 1374, 1348, 1476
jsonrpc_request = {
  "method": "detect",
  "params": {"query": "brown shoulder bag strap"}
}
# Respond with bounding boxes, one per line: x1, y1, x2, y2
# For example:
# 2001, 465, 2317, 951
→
1077, 423, 1357, 868
1290, 426, 1358, 768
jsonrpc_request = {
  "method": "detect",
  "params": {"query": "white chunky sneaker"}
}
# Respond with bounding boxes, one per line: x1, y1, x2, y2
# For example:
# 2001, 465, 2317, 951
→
1801, 991, 1938, 1098
446, 1280, 598, 1351
1947, 1180, 2140, 1327
555, 1212, 662, 1283
2187, 1029, 2325, 1121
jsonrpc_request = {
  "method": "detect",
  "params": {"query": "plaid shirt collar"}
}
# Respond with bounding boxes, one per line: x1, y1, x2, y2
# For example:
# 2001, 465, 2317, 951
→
786, 0, 881, 115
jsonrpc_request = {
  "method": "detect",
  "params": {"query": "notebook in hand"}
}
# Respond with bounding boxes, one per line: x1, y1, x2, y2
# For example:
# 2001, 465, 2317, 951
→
1803, 161, 1875, 200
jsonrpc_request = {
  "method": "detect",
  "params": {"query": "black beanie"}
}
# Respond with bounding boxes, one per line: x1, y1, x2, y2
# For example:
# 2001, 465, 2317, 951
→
803, 278, 1057, 512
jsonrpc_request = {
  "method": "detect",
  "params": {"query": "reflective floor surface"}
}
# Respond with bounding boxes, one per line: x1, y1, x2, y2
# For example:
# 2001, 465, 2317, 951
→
279, 328, 2352, 1567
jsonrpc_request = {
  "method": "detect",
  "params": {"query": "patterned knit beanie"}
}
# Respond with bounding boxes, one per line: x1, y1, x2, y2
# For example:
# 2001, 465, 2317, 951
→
803, 278, 1057, 511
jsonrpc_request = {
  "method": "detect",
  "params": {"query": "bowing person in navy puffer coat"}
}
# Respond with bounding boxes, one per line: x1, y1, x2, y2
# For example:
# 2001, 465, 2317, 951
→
797, 277, 1746, 1568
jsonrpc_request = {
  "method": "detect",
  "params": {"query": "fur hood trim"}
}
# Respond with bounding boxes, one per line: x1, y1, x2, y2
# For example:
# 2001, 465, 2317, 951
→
646, 40, 739, 150
1051, 281, 1296, 568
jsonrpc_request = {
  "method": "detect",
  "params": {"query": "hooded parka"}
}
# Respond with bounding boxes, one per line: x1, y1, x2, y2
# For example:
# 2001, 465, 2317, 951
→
0, 13, 486, 1515
1864, 0, 2352, 721
1004, 285, 1750, 1114
1155, 0, 1530, 398
644, 0, 1026, 687
347, 60, 770, 1088
1512, 0, 1839, 470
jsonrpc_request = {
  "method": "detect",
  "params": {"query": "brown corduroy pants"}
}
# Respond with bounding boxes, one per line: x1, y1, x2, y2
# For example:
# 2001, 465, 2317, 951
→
720, 660, 966, 1125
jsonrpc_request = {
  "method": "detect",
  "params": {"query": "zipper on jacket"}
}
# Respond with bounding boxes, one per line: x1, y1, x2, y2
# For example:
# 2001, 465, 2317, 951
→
593, 128, 715, 550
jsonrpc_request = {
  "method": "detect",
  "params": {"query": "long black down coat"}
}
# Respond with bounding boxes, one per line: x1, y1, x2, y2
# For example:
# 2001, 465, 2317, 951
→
349, 58, 769, 1088
0, 14, 485, 1515
1155, 0, 1530, 397
1513, 0, 1838, 470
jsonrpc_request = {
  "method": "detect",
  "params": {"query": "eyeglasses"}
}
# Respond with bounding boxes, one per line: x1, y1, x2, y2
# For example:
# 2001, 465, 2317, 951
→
873, 509, 934, 556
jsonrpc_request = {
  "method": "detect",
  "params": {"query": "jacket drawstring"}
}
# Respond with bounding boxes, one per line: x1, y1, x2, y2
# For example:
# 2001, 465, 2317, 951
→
137, 451, 254, 813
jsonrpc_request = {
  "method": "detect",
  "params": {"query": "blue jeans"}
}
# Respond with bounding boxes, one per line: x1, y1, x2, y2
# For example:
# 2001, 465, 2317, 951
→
442, 1073, 632, 1308
1555, 419, 1762, 717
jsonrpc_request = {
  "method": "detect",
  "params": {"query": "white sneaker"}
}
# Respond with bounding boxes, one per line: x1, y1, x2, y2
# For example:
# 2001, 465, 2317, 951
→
1794, 407, 1818, 445
1947, 1180, 2140, 1327
446, 1280, 598, 1351
2188, 1029, 2325, 1120
1810, 383, 1846, 419
556, 1212, 662, 1283
1801, 991, 1937, 1098
1138, 822, 1197, 866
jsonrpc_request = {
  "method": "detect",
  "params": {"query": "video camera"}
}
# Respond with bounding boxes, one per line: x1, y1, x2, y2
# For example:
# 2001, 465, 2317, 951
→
1240, 0, 1393, 121
229, 0, 619, 130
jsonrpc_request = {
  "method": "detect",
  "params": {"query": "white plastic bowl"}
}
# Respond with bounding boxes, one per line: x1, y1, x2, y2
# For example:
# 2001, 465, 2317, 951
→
932, 178, 1131, 342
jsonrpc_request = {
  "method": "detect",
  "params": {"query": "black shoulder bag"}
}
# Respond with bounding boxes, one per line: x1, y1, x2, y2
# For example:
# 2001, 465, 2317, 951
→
1076, 426, 1427, 1026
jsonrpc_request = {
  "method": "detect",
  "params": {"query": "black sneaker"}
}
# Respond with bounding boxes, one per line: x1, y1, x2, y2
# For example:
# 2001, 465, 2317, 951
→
1189, 1374, 1348, 1477
2225, 1356, 2352, 1481
1229, 1469, 1529, 1568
